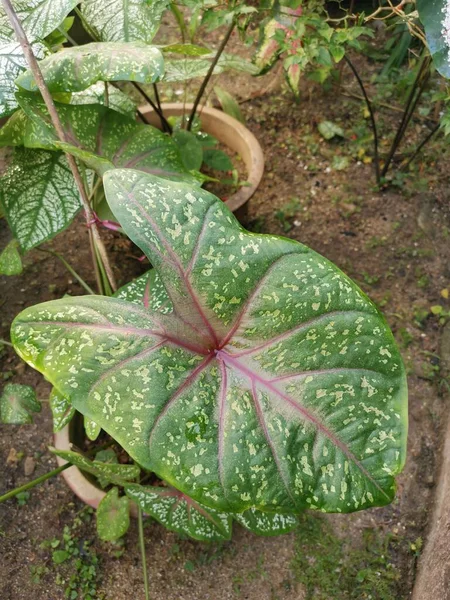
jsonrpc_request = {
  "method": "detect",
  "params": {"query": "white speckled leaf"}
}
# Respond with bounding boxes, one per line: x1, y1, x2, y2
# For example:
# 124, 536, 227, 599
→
235, 508, 298, 536
12, 171, 408, 514
81, 0, 169, 43
0, 148, 81, 251
125, 483, 232, 541
0, 41, 44, 118
0, 239, 23, 275
52, 448, 141, 484
96, 487, 130, 541
16, 42, 164, 93
417, 0, 450, 78
84, 415, 101, 440
70, 82, 136, 118
163, 53, 257, 82
49, 387, 75, 432
114, 269, 172, 313
0, 383, 40, 424
13, 97, 201, 185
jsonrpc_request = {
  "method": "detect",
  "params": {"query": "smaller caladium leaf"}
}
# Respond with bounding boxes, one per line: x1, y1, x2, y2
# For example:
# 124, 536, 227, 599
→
0, 42, 44, 118
70, 83, 136, 118
97, 487, 130, 541
163, 53, 257, 83
49, 387, 75, 432
172, 130, 203, 171
114, 269, 172, 313
0, 383, 40, 424
125, 484, 232, 542
0, 239, 23, 275
81, 0, 169, 44
161, 43, 211, 56
85, 415, 101, 441
0, 148, 81, 251
14, 97, 202, 185
234, 508, 298, 536
318, 121, 344, 140
94, 449, 120, 489
51, 448, 141, 485
16, 42, 164, 93
417, 0, 450, 79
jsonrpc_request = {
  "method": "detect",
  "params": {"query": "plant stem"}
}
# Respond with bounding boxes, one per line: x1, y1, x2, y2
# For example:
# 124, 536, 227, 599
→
381, 54, 431, 177
1, 0, 117, 293
0, 338, 13, 347
138, 505, 150, 600
153, 83, 162, 113
170, 2, 187, 43
400, 122, 441, 171
344, 55, 380, 185
131, 82, 172, 133
187, 18, 236, 131
0, 464, 71, 503
37, 249, 96, 295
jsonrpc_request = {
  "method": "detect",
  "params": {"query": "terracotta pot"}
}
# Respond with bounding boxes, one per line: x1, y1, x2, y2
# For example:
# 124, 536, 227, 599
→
139, 102, 265, 219
54, 413, 137, 516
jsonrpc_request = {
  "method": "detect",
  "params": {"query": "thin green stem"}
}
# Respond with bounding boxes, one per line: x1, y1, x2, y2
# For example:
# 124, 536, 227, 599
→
38, 249, 96, 295
0, 464, 71, 503
138, 505, 150, 600
0, 338, 13, 347
170, 2, 187, 43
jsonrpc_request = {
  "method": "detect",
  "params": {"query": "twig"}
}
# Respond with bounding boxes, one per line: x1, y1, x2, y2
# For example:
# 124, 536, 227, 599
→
400, 123, 441, 171
1, 0, 117, 292
344, 55, 380, 184
187, 18, 236, 131
138, 505, 150, 600
0, 338, 13, 347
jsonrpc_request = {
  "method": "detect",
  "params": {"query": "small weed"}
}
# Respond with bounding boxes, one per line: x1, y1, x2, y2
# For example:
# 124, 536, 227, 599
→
16, 491, 30, 506
398, 328, 413, 349
366, 236, 387, 249
274, 198, 302, 232
361, 272, 380, 286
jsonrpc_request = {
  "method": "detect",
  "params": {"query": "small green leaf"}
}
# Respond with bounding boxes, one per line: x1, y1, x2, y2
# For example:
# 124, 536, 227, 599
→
95, 449, 118, 464
318, 121, 345, 140
203, 148, 233, 172
16, 42, 164, 93
0, 383, 40, 424
85, 416, 101, 441
234, 508, 298, 536
126, 484, 232, 541
161, 43, 211, 56
52, 550, 70, 564
97, 487, 130, 542
0, 240, 22, 275
172, 130, 204, 171
214, 86, 245, 124
49, 387, 75, 432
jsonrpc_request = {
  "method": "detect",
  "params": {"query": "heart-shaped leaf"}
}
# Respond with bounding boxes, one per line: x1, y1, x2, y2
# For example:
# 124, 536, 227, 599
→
52, 448, 141, 484
417, 0, 450, 78
10, 98, 202, 185
81, 0, 169, 44
16, 42, 164, 93
12, 171, 408, 515
0, 239, 23, 275
0, 148, 81, 251
0, 383, 40, 424
96, 487, 130, 541
125, 483, 232, 541
49, 387, 75, 432
235, 508, 298, 536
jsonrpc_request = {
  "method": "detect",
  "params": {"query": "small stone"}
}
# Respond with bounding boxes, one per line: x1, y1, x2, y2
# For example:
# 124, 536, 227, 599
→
6, 447, 18, 465
24, 456, 36, 477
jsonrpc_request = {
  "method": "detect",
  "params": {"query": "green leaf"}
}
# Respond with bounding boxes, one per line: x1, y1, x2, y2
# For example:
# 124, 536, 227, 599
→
0, 383, 40, 424
163, 53, 257, 83
214, 86, 245, 124
0, 42, 44, 118
0, 148, 81, 251
16, 42, 164, 93
417, 0, 450, 79
0, 239, 23, 275
235, 508, 298, 536
161, 43, 211, 56
70, 82, 136, 118
52, 549, 70, 564
203, 148, 233, 172
317, 121, 344, 140
51, 448, 141, 485
81, 0, 169, 43
114, 269, 172, 313
172, 130, 203, 171
125, 483, 232, 541
0, 0, 79, 43
49, 387, 75, 432
12, 171, 408, 515
13, 97, 201, 185
85, 415, 101, 441
96, 487, 130, 542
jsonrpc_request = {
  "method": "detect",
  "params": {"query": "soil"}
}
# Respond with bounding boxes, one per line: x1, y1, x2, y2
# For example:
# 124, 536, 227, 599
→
1, 17, 450, 600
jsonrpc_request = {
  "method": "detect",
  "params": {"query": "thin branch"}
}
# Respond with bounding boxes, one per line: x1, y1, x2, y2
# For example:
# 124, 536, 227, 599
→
153, 83, 162, 113
400, 123, 441, 171
344, 55, 380, 184
131, 82, 172, 133
1, 0, 117, 292
187, 18, 236, 131
0, 464, 71, 503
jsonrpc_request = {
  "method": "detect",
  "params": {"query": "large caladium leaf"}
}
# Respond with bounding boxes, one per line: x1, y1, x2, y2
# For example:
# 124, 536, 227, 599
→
81, 0, 169, 44
125, 483, 232, 541
417, 0, 450, 78
16, 42, 164, 93
10, 97, 201, 185
12, 171, 408, 514
0, 148, 80, 251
